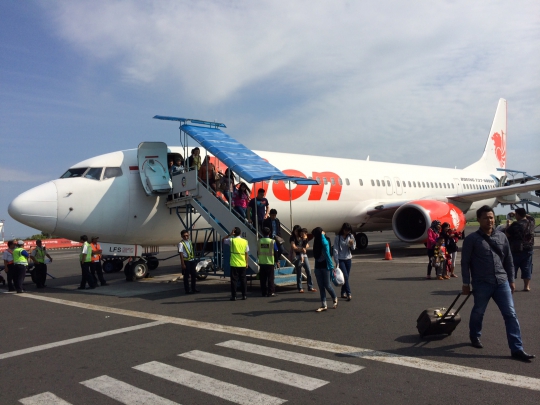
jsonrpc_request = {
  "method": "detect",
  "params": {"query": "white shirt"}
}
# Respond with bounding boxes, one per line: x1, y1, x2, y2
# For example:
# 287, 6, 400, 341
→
178, 240, 195, 259
223, 237, 250, 252
2, 249, 13, 262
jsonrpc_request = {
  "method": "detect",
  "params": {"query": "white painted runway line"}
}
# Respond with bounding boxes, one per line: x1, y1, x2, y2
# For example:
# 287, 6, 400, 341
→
19, 391, 72, 405
180, 349, 328, 390
81, 375, 179, 405
16, 293, 540, 392
0, 321, 165, 360
217, 340, 364, 374
134, 361, 286, 405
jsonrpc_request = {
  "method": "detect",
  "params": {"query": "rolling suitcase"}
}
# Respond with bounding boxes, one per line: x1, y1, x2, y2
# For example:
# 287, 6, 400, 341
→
417, 293, 471, 337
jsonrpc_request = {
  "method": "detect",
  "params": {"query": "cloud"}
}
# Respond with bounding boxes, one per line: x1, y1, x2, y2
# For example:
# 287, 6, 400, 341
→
41, 0, 540, 171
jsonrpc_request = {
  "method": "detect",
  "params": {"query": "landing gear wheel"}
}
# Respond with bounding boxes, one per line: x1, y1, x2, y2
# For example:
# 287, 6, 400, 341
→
132, 260, 148, 279
356, 233, 368, 249
147, 256, 159, 271
113, 259, 124, 272
103, 260, 115, 273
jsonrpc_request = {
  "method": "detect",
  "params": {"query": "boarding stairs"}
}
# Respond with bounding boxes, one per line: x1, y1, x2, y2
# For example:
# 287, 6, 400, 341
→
166, 171, 297, 285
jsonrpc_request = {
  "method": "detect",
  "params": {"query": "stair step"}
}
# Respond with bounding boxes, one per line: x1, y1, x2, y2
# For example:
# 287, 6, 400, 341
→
274, 274, 297, 286
275, 266, 295, 276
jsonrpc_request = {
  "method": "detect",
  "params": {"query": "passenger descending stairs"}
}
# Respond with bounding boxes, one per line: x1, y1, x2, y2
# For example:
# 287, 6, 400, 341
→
167, 183, 297, 284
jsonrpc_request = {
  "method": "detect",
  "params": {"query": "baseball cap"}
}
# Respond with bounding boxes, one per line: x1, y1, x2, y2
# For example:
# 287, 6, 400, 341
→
17, 240, 25, 245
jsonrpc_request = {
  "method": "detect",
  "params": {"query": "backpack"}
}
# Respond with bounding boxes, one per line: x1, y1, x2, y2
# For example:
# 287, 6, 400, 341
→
446, 237, 458, 254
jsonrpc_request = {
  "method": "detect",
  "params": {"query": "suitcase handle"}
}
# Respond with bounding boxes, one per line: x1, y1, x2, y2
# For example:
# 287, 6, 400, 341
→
440, 292, 471, 320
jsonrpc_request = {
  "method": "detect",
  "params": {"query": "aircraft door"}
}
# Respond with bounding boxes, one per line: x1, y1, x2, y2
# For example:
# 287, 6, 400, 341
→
384, 176, 393, 195
393, 177, 403, 195
137, 142, 172, 196
453, 178, 462, 194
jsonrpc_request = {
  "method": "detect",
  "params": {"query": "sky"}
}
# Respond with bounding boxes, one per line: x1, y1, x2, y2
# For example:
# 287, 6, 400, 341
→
1, 0, 539, 238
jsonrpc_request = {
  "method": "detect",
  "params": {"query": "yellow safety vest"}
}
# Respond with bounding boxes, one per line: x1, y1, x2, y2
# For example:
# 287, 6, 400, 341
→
230, 237, 248, 267
34, 247, 46, 263
181, 240, 195, 261
13, 247, 28, 265
80, 242, 93, 263
258, 238, 275, 265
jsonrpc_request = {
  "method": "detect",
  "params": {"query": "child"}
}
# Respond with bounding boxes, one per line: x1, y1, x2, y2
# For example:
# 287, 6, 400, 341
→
432, 237, 448, 280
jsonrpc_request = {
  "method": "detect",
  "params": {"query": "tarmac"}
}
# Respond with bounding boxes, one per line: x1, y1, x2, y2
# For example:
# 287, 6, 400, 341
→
2, 226, 539, 404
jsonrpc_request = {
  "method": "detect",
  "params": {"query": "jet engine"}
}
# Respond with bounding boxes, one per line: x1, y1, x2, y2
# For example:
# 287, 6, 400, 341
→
392, 200, 466, 243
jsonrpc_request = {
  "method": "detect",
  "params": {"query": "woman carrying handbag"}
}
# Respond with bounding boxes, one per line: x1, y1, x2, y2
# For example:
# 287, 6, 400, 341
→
333, 223, 356, 301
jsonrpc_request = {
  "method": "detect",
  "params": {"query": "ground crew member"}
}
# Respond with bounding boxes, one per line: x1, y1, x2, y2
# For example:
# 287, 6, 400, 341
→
223, 227, 249, 301
30, 239, 52, 288
13, 240, 29, 293
78, 235, 96, 290
258, 227, 276, 297
90, 236, 107, 286
2, 240, 16, 291
506, 208, 535, 292
178, 230, 200, 294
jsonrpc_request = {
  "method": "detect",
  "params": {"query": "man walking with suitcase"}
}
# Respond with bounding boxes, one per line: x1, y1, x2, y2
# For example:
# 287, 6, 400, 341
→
461, 205, 534, 361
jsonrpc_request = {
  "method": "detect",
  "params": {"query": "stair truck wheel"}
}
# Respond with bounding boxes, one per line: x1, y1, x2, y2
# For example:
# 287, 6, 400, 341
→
132, 260, 148, 279
113, 258, 124, 272
147, 256, 159, 271
103, 260, 115, 273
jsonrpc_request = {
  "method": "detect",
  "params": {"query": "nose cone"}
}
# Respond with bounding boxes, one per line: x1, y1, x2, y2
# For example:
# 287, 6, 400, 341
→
8, 181, 58, 233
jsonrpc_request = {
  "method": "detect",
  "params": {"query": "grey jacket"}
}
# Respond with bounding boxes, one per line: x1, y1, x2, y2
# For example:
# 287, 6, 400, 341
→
461, 229, 514, 285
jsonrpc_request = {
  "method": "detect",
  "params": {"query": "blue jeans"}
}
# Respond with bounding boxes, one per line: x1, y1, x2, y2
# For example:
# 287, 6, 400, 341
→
314, 268, 336, 306
513, 250, 533, 280
469, 281, 523, 353
234, 206, 246, 218
339, 259, 352, 296
295, 257, 314, 290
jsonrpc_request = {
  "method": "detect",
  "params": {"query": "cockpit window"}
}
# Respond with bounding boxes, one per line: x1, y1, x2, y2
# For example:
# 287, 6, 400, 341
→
103, 167, 123, 180
84, 168, 103, 180
60, 168, 88, 178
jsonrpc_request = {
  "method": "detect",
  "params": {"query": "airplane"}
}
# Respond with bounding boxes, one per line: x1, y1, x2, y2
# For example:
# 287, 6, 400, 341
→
8, 99, 540, 266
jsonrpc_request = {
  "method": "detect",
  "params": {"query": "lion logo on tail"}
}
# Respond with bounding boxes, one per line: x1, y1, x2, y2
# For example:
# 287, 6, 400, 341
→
491, 130, 506, 168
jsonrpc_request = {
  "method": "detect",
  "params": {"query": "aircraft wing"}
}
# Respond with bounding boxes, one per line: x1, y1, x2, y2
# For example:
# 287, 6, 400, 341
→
447, 180, 540, 203
365, 201, 406, 221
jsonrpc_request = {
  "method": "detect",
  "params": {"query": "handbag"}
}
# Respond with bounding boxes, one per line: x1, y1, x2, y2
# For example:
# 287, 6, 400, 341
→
274, 235, 285, 245
331, 267, 345, 287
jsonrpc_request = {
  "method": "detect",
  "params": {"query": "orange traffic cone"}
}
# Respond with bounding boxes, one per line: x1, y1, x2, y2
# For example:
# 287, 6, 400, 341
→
384, 243, 393, 260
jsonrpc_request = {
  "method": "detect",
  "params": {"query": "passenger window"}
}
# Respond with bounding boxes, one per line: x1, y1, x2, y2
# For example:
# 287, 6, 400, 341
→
376, 180, 380, 186
435, 183, 438, 188
397, 181, 400, 187
422, 182, 425, 187
103, 167, 123, 180
60, 168, 88, 178
345, 178, 350, 185
443, 183, 446, 189
316, 177, 321, 184
380, 180, 384, 186
413, 181, 416, 187
274, 180, 280, 184
429, 182, 433, 188
323, 177, 328, 185
84, 168, 103, 180
332, 178, 337, 185
371, 179, 375, 186
359, 179, 363, 186
387, 180, 391, 187
408, 181, 411, 187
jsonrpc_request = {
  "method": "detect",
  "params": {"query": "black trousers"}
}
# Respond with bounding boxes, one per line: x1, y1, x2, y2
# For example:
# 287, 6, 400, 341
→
259, 264, 275, 296
91, 261, 106, 285
183, 260, 197, 293
34, 262, 47, 287
230, 266, 247, 298
6, 263, 15, 291
14, 264, 27, 292
80, 262, 96, 288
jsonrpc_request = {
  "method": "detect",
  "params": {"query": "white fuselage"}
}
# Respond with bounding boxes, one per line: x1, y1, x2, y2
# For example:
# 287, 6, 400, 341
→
12, 147, 498, 246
